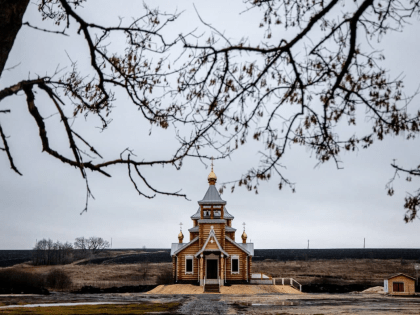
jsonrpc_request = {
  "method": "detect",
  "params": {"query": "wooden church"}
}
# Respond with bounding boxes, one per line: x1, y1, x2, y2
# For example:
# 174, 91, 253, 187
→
170, 164, 254, 291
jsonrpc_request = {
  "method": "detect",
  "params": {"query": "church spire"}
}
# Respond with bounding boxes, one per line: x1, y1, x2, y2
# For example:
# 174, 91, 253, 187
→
207, 157, 217, 185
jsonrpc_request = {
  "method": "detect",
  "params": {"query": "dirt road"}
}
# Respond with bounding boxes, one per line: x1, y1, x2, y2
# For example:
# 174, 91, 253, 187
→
178, 295, 228, 314
178, 293, 420, 314
1, 292, 420, 314
222, 293, 420, 314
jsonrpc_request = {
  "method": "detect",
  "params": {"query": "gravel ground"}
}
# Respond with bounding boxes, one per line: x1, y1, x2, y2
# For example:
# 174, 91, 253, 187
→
178, 295, 228, 315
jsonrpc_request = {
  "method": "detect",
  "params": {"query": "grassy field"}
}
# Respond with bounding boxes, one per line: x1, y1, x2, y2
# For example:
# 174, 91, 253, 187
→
254, 258, 419, 285
6, 262, 171, 290
2, 257, 417, 290
1, 248, 419, 291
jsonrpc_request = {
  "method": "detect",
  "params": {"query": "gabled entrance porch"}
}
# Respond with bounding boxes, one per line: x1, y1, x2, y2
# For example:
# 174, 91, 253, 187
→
202, 253, 222, 292
199, 253, 226, 287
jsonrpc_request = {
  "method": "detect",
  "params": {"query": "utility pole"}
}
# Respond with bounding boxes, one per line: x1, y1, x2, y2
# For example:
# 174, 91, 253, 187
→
364, 238, 365, 249
307, 240, 309, 249
415, 264, 420, 286
111, 238, 112, 248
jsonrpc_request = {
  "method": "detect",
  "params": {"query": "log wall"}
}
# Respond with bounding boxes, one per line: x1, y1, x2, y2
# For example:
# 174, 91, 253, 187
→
224, 240, 249, 281
175, 242, 200, 281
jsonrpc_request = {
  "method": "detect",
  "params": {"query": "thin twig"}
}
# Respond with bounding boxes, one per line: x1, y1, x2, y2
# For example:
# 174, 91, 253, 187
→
23, 22, 68, 36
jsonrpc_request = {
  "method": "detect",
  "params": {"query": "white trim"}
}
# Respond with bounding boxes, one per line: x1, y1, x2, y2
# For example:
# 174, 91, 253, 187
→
246, 255, 248, 281
224, 256, 227, 283
185, 255, 194, 274
197, 257, 200, 282
175, 255, 178, 282
231, 255, 240, 274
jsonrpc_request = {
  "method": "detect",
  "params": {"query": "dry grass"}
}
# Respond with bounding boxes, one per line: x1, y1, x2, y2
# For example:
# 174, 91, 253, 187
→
253, 259, 419, 285
0, 303, 180, 314
4, 255, 417, 291
5, 262, 171, 290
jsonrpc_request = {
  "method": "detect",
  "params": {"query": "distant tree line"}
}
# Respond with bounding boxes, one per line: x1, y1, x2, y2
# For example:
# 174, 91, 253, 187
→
32, 236, 110, 266
74, 236, 110, 255
32, 239, 73, 265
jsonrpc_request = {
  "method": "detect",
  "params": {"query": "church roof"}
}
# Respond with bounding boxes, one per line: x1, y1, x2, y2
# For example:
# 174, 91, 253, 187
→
224, 209, 234, 219
225, 226, 236, 232
225, 236, 254, 256
238, 243, 254, 256
387, 273, 416, 281
198, 185, 226, 205
188, 226, 199, 232
191, 209, 200, 219
170, 237, 199, 256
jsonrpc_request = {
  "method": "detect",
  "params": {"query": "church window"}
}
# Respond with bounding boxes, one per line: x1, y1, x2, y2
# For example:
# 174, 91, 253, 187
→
185, 256, 194, 274
231, 256, 239, 274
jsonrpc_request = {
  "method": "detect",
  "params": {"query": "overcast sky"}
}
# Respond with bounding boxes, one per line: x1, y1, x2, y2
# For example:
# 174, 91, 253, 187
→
0, 0, 419, 250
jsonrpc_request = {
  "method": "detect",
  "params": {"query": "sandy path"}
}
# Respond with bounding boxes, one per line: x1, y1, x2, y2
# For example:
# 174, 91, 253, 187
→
147, 284, 302, 294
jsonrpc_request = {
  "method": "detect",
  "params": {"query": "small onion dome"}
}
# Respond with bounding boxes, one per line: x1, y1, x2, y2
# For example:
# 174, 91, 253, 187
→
208, 159, 217, 185
208, 169, 217, 185
208, 170, 217, 181
241, 230, 247, 243
178, 230, 184, 243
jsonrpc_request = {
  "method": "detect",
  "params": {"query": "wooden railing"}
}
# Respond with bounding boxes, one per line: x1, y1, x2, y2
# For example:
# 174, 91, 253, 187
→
251, 273, 272, 280
273, 278, 302, 292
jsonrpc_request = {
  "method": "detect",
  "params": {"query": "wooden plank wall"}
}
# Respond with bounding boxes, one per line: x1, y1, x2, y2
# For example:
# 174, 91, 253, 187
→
174, 240, 252, 282
175, 242, 200, 281
190, 232, 199, 241
224, 240, 248, 280
199, 223, 225, 247
226, 232, 235, 240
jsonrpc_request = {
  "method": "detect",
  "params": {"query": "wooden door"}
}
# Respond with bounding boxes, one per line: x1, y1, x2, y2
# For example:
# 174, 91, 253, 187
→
393, 282, 404, 292
398, 283, 404, 292
206, 259, 218, 279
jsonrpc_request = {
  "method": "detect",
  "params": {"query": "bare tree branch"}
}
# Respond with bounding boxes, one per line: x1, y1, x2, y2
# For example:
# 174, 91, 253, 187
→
23, 21, 68, 36
0, 121, 22, 175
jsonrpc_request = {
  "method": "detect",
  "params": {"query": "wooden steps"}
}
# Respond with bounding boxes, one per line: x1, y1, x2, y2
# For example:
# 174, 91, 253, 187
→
204, 284, 220, 293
